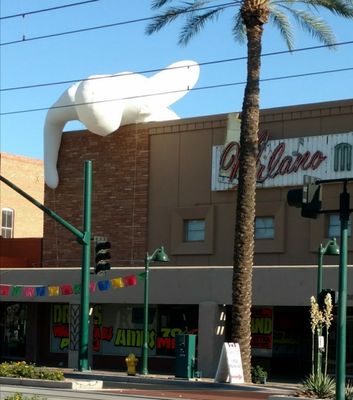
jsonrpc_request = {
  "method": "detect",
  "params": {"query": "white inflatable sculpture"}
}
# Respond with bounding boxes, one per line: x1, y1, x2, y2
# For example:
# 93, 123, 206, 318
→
44, 60, 200, 188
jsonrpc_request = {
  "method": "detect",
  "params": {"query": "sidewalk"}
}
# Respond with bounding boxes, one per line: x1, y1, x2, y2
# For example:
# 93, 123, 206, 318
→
63, 367, 300, 392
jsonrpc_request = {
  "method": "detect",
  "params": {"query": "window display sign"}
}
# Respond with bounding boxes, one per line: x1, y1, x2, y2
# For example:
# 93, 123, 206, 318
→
251, 307, 273, 357
50, 304, 198, 356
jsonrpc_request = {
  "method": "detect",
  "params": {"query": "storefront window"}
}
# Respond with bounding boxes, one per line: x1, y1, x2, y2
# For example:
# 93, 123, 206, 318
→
0, 303, 27, 359
49, 303, 198, 357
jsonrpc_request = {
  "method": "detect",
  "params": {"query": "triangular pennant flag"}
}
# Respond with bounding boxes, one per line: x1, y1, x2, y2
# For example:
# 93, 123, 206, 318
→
111, 277, 125, 288
98, 280, 111, 291
11, 286, 22, 296
89, 282, 96, 293
36, 286, 46, 297
24, 287, 35, 297
61, 284, 73, 295
123, 275, 137, 286
74, 284, 81, 294
48, 286, 60, 296
137, 272, 146, 281
0, 285, 10, 296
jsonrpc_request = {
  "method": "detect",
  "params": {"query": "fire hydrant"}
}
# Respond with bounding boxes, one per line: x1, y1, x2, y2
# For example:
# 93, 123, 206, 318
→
125, 353, 138, 376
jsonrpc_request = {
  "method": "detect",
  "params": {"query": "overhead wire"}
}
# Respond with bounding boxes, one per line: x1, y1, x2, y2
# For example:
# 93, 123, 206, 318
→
0, 1, 99, 20
1, 40, 352, 93
0, 1, 238, 46
1, 66, 352, 116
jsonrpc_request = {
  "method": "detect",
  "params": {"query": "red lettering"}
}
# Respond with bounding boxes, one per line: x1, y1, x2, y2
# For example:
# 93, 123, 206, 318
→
309, 151, 327, 169
156, 337, 176, 350
52, 324, 69, 338
219, 142, 240, 181
219, 132, 327, 185
267, 143, 285, 178
101, 326, 113, 341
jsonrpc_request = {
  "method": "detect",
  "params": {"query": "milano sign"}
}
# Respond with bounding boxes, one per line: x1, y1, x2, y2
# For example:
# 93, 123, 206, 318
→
212, 131, 353, 191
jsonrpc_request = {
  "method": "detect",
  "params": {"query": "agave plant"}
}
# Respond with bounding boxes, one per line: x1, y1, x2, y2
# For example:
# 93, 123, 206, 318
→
346, 380, 353, 400
300, 373, 336, 399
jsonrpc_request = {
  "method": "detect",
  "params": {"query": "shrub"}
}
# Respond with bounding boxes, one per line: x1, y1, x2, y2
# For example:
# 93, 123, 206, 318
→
299, 373, 335, 399
0, 361, 64, 381
251, 365, 268, 384
4, 394, 46, 400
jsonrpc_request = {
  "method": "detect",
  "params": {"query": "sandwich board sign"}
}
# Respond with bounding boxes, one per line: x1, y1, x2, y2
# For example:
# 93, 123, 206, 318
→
214, 342, 244, 384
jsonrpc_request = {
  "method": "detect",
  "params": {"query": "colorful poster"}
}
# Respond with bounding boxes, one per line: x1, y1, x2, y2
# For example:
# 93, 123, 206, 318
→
251, 307, 273, 357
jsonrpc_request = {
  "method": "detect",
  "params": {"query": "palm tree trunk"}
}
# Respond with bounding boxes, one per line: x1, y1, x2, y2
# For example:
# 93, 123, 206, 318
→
231, 22, 263, 383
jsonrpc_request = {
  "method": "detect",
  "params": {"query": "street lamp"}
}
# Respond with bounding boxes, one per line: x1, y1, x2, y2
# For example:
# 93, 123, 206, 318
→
315, 237, 339, 375
141, 246, 169, 375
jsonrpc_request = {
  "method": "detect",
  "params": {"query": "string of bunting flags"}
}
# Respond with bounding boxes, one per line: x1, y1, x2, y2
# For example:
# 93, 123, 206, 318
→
0, 272, 146, 298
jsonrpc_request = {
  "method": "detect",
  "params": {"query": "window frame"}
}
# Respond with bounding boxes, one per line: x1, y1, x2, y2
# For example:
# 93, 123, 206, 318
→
254, 216, 275, 240
183, 219, 206, 242
327, 214, 352, 238
1, 208, 14, 238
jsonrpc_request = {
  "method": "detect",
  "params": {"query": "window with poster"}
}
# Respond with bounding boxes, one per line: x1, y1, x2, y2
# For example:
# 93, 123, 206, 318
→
156, 305, 198, 356
0, 303, 27, 359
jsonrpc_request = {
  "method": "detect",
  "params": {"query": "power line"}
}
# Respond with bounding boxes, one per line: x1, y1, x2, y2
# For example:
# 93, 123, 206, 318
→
1, 66, 352, 116
0, 2, 237, 47
0, 1, 99, 20
1, 40, 352, 93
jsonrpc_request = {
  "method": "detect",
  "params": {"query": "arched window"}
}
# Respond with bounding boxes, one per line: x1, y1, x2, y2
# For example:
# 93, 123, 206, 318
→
1, 208, 14, 238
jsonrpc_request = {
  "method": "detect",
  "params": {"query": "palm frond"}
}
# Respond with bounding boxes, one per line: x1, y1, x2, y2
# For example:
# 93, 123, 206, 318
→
268, 4, 295, 49
146, 1, 211, 35
232, 11, 247, 43
179, 8, 225, 45
282, 6, 337, 46
151, 0, 173, 8
146, 6, 189, 34
302, 0, 353, 18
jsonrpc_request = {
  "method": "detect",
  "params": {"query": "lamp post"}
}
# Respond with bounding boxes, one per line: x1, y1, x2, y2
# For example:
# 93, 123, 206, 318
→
141, 246, 169, 375
316, 237, 339, 375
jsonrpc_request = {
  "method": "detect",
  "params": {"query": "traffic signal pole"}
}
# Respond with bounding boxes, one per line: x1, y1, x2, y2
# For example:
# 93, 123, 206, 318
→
79, 161, 92, 371
0, 160, 92, 372
336, 182, 349, 400
288, 177, 352, 400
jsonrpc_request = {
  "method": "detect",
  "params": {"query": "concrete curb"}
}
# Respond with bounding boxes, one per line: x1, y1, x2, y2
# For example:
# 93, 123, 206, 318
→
0, 376, 103, 390
268, 397, 316, 400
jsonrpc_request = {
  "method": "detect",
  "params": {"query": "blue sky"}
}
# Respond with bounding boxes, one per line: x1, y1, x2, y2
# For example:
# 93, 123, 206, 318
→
1, 0, 352, 160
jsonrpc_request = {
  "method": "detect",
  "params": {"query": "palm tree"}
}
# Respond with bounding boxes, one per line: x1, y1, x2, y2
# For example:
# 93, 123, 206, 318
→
145, 0, 353, 382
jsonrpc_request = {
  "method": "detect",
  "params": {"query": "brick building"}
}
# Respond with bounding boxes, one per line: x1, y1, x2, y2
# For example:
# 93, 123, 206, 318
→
0, 153, 44, 238
1, 99, 353, 378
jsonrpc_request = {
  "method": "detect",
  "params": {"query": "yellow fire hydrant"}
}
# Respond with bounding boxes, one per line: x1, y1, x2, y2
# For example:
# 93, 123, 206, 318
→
125, 353, 138, 376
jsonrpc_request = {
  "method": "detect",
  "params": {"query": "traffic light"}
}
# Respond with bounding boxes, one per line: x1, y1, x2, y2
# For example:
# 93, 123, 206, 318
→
287, 182, 322, 219
318, 288, 338, 309
95, 241, 111, 274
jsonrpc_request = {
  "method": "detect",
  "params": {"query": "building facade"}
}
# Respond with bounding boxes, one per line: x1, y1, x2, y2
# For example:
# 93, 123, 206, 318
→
0, 153, 44, 239
1, 99, 353, 378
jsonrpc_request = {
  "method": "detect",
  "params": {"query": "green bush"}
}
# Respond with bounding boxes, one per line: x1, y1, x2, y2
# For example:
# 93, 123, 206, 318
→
0, 361, 64, 381
300, 373, 335, 399
251, 365, 268, 384
4, 394, 46, 400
